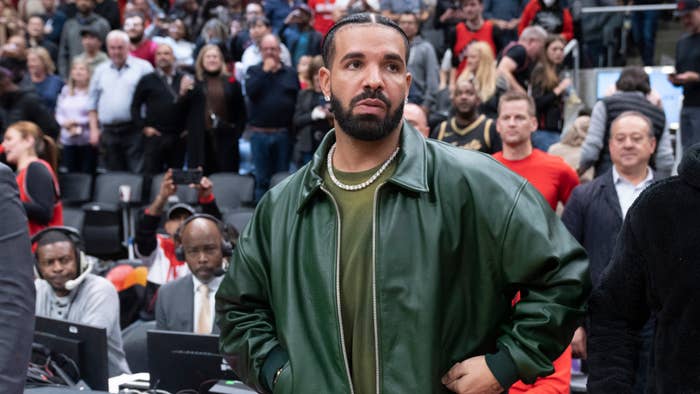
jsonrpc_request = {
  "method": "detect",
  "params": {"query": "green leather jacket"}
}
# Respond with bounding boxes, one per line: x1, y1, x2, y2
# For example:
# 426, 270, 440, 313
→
216, 124, 590, 394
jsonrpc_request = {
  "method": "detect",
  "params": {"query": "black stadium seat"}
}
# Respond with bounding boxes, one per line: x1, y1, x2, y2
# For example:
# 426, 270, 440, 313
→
81, 172, 144, 260
208, 173, 255, 213
59, 172, 93, 207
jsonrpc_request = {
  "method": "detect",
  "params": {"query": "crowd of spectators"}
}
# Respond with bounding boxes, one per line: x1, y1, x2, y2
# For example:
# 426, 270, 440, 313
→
1, 0, 699, 391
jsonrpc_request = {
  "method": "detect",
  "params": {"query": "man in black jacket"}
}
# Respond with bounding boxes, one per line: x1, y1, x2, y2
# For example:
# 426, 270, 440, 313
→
586, 141, 700, 392
131, 43, 187, 175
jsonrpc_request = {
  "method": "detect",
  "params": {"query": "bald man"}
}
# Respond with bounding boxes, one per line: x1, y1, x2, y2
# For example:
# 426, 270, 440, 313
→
156, 215, 231, 334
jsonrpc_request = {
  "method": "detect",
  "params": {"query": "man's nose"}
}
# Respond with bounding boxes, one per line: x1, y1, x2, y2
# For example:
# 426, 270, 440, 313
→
363, 64, 385, 91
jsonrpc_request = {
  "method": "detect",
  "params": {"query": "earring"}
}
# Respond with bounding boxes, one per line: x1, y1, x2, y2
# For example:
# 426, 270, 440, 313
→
324, 96, 330, 102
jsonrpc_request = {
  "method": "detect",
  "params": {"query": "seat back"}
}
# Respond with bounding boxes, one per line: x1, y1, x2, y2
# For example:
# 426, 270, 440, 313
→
121, 320, 157, 373
94, 172, 144, 205
81, 203, 125, 259
224, 208, 255, 234
59, 172, 93, 206
62, 207, 85, 233
208, 173, 255, 213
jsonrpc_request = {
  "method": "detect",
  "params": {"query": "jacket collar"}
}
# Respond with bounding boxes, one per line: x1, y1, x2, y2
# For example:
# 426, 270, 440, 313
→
297, 121, 430, 212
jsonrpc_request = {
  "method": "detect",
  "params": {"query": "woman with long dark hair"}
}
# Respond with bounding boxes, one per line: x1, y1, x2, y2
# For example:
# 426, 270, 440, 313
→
1, 121, 63, 235
181, 44, 246, 174
530, 34, 572, 151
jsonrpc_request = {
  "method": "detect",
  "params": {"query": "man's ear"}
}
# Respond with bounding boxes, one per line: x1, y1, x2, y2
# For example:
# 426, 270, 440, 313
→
319, 66, 331, 98
405, 71, 412, 101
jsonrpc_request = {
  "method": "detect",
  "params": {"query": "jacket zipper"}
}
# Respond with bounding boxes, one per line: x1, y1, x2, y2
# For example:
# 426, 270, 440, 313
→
320, 186, 356, 394
371, 183, 384, 394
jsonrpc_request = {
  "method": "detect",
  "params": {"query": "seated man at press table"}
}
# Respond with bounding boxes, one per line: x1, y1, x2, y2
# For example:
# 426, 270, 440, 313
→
155, 214, 235, 334
33, 226, 131, 377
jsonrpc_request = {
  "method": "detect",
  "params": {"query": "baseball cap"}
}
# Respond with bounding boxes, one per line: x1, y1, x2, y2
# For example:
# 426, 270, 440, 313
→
166, 203, 195, 220
80, 26, 100, 38
677, 0, 700, 15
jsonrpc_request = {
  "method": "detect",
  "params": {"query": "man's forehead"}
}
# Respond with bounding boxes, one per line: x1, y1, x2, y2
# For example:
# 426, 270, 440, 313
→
332, 24, 407, 60
38, 241, 73, 256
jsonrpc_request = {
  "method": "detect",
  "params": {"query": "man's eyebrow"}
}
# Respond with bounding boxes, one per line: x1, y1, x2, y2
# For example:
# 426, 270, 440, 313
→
384, 53, 404, 63
339, 52, 365, 62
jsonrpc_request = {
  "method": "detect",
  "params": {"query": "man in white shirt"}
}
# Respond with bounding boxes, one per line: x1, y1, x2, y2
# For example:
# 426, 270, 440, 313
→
562, 111, 657, 388
155, 214, 232, 334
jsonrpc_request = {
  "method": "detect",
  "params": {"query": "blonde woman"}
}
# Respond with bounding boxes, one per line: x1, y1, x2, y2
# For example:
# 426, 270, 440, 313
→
27, 47, 64, 112
458, 41, 507, 118
181, 44, 246, 174
55, 59, 95, 173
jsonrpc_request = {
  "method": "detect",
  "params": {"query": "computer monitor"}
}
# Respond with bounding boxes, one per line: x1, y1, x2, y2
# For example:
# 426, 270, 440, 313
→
147, 330, 239, 392
33, 316, 109, 390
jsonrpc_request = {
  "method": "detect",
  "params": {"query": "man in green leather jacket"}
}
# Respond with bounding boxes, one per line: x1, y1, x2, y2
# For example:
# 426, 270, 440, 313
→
216, 12, 590, 394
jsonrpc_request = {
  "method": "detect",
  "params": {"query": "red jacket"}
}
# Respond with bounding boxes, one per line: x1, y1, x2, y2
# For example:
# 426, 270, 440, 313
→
518, 0, 574, 42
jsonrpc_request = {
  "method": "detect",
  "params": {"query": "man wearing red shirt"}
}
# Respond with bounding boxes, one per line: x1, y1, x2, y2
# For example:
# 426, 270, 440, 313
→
493, 91, 578, 393
447, 0, 504, 85
493, 91, 579, 211
125, 12, 158, 65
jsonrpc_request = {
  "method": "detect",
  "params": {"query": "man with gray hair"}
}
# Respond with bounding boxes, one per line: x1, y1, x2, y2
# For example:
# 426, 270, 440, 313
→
88, 30, 153, 173
497, 25, 547, 93
563, 111, 659, 390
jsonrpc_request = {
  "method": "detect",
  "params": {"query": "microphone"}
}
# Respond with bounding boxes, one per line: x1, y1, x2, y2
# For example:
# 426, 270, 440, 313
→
64, 259, 94, 291
214, 267, 226, 277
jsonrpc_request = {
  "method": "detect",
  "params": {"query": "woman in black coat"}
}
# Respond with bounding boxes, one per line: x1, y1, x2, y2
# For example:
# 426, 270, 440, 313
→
181, 44, 246, 174
292, 55, 331, 167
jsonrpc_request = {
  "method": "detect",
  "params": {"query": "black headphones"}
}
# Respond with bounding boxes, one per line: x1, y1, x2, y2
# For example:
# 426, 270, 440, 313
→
174, 214, 234, 261
31, 226, 91, 290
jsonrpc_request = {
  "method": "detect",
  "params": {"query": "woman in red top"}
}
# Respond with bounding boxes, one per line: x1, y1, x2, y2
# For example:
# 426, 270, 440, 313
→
2, 121, 63, 235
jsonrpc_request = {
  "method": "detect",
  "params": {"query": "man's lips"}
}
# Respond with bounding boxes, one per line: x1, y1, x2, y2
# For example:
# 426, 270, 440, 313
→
355, 98, 387, 109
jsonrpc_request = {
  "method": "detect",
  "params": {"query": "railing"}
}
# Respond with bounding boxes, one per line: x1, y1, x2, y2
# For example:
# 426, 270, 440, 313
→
581, 3, 678, 13
564, 39, 580, 91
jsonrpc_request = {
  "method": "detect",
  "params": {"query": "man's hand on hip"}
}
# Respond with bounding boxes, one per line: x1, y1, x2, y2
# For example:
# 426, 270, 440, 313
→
442, 356, 504, 394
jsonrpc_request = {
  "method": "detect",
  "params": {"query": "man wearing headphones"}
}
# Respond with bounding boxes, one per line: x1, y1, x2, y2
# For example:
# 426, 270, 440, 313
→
155, 215, 233, 334
33, 227, 131, 377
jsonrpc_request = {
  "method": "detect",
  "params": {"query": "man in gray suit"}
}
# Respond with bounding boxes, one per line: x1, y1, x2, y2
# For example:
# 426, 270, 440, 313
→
0, 162, 35, 393
155, 215, 232, 334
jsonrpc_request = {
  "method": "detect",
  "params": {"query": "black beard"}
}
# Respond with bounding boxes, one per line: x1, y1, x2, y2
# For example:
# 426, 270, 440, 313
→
129, 33, 144, 44
330, 89, 404, 141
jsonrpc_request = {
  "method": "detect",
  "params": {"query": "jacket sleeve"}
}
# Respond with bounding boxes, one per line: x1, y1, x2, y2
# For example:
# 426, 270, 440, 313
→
579, 100, 607, 173
215, 197, 286, 394
130, 76, 148, 133
0, 163, 35, 394
486, 180, 590, 386
517, 1, 538, 36
586, 211, 650, 392
560, 186, 585, 244
653, 126, 674, 179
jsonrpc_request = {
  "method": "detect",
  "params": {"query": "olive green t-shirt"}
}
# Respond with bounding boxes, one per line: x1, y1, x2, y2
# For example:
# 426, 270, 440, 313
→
322, 159, 397, 394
